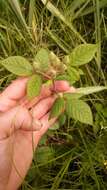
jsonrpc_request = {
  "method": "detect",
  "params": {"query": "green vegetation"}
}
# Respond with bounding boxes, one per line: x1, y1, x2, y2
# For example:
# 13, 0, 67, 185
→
0, 0, 107, 189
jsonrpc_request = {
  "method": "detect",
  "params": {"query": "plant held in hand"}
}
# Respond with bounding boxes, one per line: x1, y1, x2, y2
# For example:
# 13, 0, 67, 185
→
1, 44, 107, 126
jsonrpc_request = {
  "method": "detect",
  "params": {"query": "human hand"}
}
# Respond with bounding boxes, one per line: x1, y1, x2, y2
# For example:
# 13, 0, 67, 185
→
0, 77, 76, 190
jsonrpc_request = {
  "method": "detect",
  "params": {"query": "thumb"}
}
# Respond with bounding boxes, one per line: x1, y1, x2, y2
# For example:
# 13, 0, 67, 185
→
0, 106, 41, 140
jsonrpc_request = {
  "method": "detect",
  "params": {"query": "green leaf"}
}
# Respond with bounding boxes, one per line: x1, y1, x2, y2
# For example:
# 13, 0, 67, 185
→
76, 86, 107, 96
34, 48, 49, 71
66, 99, 93, 125
1, 56, 33, 76
69, 44, 97, 66
49, 51, 61, 67
50, 97, 65, 119
67, 67, 80, 84
56, 74, 71, 82
56, 67, 83, 85
64, 86, 107, 100
27, 74, 42, 100
64, 93, 83, 100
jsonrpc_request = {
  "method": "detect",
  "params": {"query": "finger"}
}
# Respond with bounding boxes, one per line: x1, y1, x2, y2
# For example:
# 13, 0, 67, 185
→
24, 80, 70, 109
0, 106, 41, 140
31, 96, 56, 119
37, 112, 57, 137
51, 80, 70, 92
0, 78, 28, 112
2, 78, 28, 100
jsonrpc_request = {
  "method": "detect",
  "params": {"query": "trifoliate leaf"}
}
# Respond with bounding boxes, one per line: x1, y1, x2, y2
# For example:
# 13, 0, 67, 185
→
27, 74, 42, 100
1, 56, 33, 76
66, 99, 93, 125
69, 44, 97, 66
50, 97, 65, 119
34, 48, 49, 71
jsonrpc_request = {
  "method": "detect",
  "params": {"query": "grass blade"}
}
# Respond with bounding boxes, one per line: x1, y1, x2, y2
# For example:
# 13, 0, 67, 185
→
41, 0, 85, 43
8, 0, 27, 29
93, 0, 101, 69
28, 0, 35, 27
